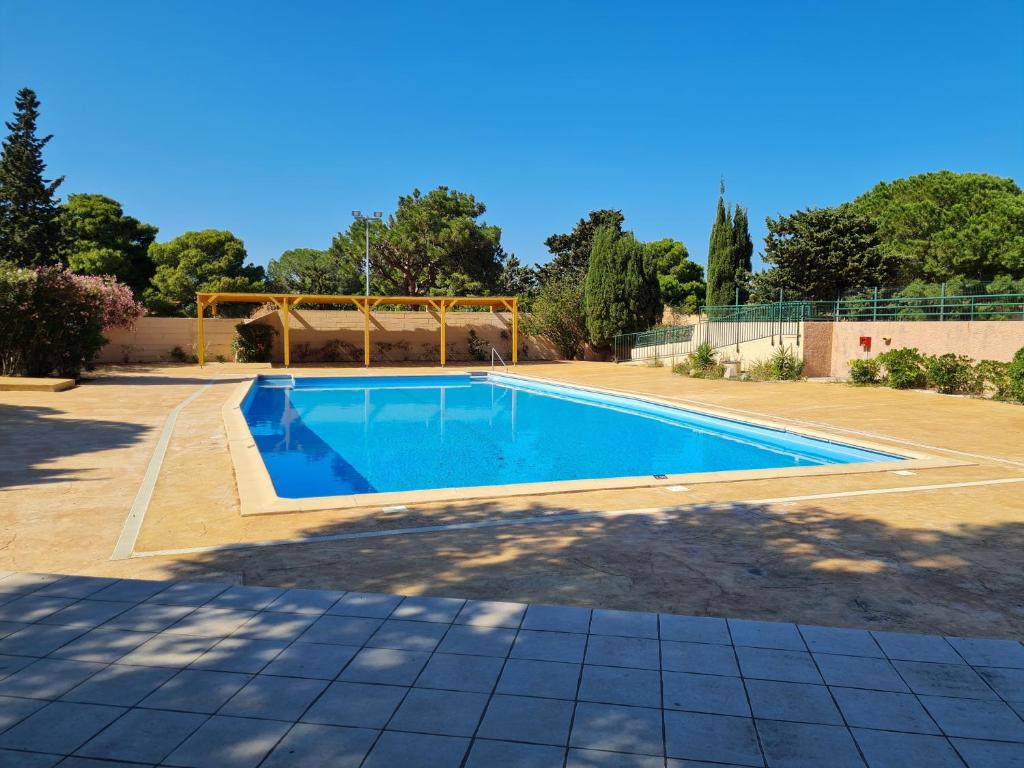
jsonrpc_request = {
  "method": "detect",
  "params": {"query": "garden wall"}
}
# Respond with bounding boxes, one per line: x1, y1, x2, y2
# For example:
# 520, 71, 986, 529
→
97, 317, 237, 363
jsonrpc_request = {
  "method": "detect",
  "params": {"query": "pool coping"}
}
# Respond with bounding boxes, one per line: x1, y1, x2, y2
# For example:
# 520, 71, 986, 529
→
221, 370, 968, 516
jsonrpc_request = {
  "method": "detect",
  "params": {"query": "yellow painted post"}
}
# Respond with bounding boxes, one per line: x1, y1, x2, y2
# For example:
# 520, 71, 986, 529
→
512, 298, 518, 365
196, 298, 206, 367
440, 300, 447, 367
282, 298, 291, 368
363, 299, 371, 367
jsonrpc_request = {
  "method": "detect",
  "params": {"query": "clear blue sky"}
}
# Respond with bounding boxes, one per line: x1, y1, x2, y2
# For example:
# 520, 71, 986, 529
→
2, 1, 1022, 271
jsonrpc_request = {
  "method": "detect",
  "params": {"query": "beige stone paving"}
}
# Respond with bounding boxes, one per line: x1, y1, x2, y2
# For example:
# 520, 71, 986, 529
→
2, 362, 1023, 638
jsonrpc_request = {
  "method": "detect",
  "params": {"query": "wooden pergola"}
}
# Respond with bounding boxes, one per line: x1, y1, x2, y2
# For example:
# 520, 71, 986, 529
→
196, 292, 518, 368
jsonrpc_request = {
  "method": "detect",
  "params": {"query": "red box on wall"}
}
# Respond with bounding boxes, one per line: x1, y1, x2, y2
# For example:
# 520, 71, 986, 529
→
859, 336, 871, 351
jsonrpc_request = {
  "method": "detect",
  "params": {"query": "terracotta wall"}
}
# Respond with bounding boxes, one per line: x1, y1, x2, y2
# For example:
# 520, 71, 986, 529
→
97, 317, 237, 363
801, 322, 834, 377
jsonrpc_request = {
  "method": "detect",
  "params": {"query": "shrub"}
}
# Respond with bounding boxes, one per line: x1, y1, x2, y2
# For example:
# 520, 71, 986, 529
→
1008, 347, 1024, 403
466, 329, 488, 361
673, 342, 723, 378
849, 358, 881, 384
232, 323, 276, 362
768, 345, 804, 380
169, 346, 196, 364
975, 360, 1011, 400
877, 347, 927, 389
925, 353, 979, 395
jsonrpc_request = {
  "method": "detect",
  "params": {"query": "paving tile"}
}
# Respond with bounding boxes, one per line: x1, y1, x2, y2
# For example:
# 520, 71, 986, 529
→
976, 666, 1024, 702
231, 611, 315, 641
302, 681, 407, 728
53, 759, 149, 768
297, 615, 382, 646
338, 647, 430, 685
833, 686, 940, 733
0, 573, 62, 593
35, 577, 118, 600
512, 629, 587, 663
261, 641, 358, 679
585, 635, 659, 669
61, 663, 177, 706
48, 628, 154, 663
946, 637, 1024, 669
799, 625, 884, 658
362, 730, 469, 768
0, 658, 105, 699
0, 621, 29, 640
735, 646, 821, 683
89, 579, 168, 603
851, 728, 966, 768
261, 722, 378, 768
893, 660, 998, 700
951, 737, 1024, 768
162, 714, 290, 768
205, 585, 285, 611
391, 595, 466, 624
662, 640, 739, 676
0, 694, 46, 732
746, 679, 842, 725
466, 739, 567, 768
663, 671, 750, 716
388, 687, 489, 736
920, 695, 1024, 741
117, 634, 218, 668
265, 588, 345, 616
660, 614, 731, 645
569, 749, 665, 767
871, 631, 962, 664
728, 618, 805, 651
366, 619, 448, 652
165, 607, 257, 637
188, 636, 288, 674
756, 719, 863, 768
0, 750, 62, 767
219, 674, 328, 720
454, 599, 526, 628
75, 707, 207, 763
813, 653, 909, 693
145, 581, 230, 607
590, 609, 658, 639
415, 652, 504, 693
664, 710, 762, 765
328, 591, 403, 618
522, 604, 592, 634
436, 625, 516, 657
570, 702, 663, 755
497, 658, 581, 700
138, 669, 252, 713
477, 694, 574, 745
578, 664, 661, 707
0, 595, 77, 623
100, 603, 195, 632
0, 624, 86, 656
38, 600, 135, 630
0, 653, 33, 681
0, 701, 124, 754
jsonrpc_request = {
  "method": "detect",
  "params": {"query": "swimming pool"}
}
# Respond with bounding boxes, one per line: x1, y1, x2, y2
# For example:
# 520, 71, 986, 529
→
239, 373, 900, 499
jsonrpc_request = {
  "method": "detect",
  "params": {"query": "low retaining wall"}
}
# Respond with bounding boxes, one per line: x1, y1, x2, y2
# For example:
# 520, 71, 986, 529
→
98, 317, 237, 363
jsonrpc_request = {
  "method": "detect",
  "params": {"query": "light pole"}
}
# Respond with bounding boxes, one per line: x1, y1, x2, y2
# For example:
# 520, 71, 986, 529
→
352, 210, 383, 296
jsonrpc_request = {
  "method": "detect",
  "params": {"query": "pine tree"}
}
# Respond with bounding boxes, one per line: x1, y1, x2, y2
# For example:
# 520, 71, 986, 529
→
0, 88, 63, 267
705, 182, 735, 305
731, 203, 754, 302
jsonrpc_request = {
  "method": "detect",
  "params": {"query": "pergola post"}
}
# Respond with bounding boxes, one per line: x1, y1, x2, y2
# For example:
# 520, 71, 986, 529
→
282, 298, 291, 368
512, 298, 518, 365
196, 297, 206, 367
439, 300, 447, 367
362, 299, 371, 367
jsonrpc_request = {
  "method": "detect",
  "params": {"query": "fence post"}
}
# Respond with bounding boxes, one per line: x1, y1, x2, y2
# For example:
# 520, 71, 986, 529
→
776, 289, 783, 345
735, 287, 740, 352
872, 287, 878, 321
940, 282, 946, 321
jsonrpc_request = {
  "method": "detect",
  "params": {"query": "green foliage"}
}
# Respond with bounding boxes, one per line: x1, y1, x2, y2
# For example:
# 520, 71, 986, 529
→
876, 347, 927, 389
267, 247, 361, 296
0, 88, 64, 267
848, 358, 881, 384
647, 238, 704, 314
496, 249, 538, 302
145, 229, 265, 316
168, 346, 195, 364
747, 345, 804, 381
974, 360, 1011, 400
524, 277, 587, 359
924, 353, 980, 395
691, 341, 717, 371
540, 209, 624, 283
705, 193, 734, 305
731, 205, 754, 302
848, 171, 1024, 284
232, 323, 276, 363
466, 329, 488, 361
60, 193, 158, 294
759, 207, 896, 301
584, 228, 661, 349
674, 342, 723, 378
1008, 347, 1024, 403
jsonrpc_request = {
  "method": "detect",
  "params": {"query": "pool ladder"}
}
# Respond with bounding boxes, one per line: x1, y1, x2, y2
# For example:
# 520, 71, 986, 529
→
491, 347, 508, 369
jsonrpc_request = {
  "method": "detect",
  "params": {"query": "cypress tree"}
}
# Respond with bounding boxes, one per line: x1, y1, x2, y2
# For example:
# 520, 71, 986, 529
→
705, 185, 735, 305
731, 204, 753, 302
0, 88, 64, 267
584, 227, 661, 349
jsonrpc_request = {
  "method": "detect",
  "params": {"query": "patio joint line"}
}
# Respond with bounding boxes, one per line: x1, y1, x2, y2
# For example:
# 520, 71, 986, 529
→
110, 380, 217, 561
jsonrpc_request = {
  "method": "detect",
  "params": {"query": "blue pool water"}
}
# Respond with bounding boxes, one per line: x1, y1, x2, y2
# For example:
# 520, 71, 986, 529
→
241, 373, 900, 497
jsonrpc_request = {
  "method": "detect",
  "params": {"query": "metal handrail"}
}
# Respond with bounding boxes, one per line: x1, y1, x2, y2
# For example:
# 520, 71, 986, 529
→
491, 347, 508, 368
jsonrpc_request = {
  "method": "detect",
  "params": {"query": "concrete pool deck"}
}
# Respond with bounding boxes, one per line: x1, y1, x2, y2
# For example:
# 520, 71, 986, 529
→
0, 570, 1021, 767
1, 362, 1023, 641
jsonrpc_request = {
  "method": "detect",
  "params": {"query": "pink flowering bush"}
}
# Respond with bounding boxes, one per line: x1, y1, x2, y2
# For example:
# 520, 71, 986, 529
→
0, 263, 144, 378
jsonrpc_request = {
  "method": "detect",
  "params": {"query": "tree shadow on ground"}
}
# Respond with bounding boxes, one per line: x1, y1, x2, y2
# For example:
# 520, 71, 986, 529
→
0, 403, 150, 489
154, 496, 1024, 639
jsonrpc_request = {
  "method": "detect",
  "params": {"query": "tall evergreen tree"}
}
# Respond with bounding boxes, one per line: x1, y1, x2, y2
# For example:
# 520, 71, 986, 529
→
705, 182, 735, 305
731, 204, 753, 302
0, 88, 63, 267
584, 227, 660, 349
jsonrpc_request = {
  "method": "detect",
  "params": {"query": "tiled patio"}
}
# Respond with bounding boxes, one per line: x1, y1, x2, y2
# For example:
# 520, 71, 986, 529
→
0, 573, 1021, 768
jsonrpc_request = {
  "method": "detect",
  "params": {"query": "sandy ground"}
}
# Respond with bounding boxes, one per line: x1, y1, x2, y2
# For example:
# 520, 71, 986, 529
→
2, 361, 1023, 638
